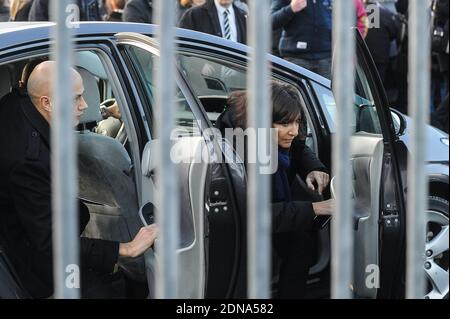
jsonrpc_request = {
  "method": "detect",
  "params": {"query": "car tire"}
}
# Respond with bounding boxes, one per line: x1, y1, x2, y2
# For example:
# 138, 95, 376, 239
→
425, 196, 449, 299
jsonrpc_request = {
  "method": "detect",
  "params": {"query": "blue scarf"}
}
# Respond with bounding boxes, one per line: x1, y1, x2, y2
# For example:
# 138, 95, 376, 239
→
273, 149, 291, 202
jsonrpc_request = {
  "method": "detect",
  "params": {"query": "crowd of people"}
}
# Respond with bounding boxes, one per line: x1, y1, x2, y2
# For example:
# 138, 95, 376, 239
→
1, 0, 447, 133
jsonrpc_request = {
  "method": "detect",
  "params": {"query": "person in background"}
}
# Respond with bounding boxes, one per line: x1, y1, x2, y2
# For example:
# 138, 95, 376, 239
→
363, 0, 402, 83
29, 0, 102, 21
122, 0, 152, 23
355, 0, 369, 38
9, 0, 33, 21
271, 0, 333, 79
104, 0, 124, 22
0, 0, 10, 21
431, 0, 449, 133
179, 0, 247, 44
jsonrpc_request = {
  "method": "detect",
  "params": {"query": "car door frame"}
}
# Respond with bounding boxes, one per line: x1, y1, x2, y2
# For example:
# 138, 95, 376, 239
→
351, 31, 408, 298
113, 32, 251, 298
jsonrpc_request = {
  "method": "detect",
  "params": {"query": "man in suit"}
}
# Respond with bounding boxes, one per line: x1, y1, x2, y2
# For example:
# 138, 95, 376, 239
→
179, 0, 247, 44
0, 61, 158, 298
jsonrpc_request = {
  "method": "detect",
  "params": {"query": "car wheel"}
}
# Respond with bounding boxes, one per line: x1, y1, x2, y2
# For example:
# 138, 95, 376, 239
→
425, 196, 449, 299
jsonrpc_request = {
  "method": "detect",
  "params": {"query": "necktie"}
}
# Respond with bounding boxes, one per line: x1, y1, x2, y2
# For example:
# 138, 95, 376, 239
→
223, 9, 231, 40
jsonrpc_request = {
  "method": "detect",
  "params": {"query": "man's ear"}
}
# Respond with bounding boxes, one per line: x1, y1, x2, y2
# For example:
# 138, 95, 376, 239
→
41, 96, 52, 112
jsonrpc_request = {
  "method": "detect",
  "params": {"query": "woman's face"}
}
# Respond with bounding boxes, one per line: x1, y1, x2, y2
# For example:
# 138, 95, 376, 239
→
273, 118, 300, 149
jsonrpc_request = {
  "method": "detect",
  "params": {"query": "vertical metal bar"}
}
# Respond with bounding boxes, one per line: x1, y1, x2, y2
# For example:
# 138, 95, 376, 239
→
154, 0, 179, 299
331, 0, 355, 299
51, 0, 79, 299
406, 0, 430, 300
247, 0, 272, 299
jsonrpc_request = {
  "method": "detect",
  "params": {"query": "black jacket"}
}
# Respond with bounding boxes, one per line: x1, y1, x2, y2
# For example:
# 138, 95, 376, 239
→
29, 0, 101, 21
0, 91, 119, 298
28, 0, 49, 21
104, 11, 123, 22
365, 4, 401, 66
122, 0, 152, 23
215, 109, 327, 233
178, 0, 247, 44
271, 0, 332, 60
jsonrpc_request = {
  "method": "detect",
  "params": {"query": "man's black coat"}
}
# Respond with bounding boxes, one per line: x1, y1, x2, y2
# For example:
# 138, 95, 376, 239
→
178, 0, 247, 44
122, 0, 153, 24
0, 91, 119, 298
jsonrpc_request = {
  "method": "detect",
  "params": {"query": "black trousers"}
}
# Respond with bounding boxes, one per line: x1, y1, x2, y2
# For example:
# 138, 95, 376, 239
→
81, 269, 126, 299
273, 228, 314, 299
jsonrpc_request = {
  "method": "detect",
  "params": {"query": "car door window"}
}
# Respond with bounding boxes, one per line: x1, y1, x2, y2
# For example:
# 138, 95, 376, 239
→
123, 45, 200, 137
179, 54, 247, 96
312, 62, 383, 135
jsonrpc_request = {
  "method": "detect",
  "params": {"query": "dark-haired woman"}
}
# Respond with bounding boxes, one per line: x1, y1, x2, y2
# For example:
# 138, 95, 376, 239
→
216, 82, 334, 298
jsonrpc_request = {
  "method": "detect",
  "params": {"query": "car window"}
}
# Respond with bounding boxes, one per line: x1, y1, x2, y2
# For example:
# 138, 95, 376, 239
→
312, 62, 383, 135
178, 54, 247, 98
178, 53, 319, 152
123, 45, 200, 137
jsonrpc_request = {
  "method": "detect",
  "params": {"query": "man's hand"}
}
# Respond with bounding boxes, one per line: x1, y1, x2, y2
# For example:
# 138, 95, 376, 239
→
119, 225, 159, 258
312, 199, 335, 216
291, 0, 307, 13
306, 171, 330, 195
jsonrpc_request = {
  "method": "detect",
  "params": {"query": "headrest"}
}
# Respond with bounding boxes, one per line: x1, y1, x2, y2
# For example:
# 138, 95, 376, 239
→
77, 67, 102, 125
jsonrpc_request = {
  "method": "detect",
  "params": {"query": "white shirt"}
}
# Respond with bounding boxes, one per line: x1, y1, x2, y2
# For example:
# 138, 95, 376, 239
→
215, 0, 238, 42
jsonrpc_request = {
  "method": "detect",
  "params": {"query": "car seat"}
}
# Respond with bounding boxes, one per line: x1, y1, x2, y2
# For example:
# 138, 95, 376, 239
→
76, 67, 146, 282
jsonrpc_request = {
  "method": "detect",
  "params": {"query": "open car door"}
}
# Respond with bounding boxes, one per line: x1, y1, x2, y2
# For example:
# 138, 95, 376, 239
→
115, 33, 246, 298
330, 30, 406, 298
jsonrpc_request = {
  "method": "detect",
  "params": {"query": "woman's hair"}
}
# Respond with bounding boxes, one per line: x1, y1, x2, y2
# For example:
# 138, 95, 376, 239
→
227, 81, 303, 129
9, 0, 30, 20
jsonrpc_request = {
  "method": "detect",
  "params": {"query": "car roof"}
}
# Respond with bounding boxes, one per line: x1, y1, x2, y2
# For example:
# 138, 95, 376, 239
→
0, 22, 330, 87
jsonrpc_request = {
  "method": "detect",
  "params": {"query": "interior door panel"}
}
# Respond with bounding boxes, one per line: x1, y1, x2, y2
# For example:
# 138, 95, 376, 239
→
331, 132, 384, 298
141, 137, 208, 298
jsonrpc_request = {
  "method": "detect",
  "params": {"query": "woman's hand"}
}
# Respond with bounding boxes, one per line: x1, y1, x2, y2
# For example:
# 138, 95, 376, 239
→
306, 171, 330, 195
312, 199, 335, 216
119, 225, 159, 258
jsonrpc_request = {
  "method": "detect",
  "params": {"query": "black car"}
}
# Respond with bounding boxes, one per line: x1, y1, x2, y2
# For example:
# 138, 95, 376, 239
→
0, 22, 448, 299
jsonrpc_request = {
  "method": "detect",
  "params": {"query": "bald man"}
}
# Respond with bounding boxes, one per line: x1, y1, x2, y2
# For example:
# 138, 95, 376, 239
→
0, 61, 157, 298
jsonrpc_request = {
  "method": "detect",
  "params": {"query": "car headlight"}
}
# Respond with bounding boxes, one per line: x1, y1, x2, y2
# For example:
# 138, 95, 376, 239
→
441, 138, 449, 147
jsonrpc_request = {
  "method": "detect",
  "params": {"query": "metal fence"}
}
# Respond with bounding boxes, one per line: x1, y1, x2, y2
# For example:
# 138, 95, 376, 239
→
50, 0, 432, 299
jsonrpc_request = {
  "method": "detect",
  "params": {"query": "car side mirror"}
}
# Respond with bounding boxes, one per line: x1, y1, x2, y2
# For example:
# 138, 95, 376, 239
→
391, 109, 406, 136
